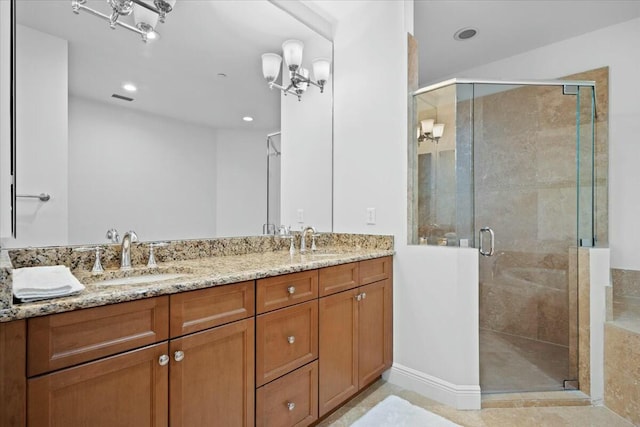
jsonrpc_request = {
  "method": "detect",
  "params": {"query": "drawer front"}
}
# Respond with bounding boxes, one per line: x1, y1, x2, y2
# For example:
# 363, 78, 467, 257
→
256, 361, 318, 427
256, 300, 318, 386
318, 262, 359, 297
359, 256, 392, 285
170, 281, 255, 338
257, 270, 318, 314
28, 296, 169, 377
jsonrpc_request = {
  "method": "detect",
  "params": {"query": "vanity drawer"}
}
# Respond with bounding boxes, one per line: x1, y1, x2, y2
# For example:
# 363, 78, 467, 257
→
318, 262, 359, 296
256, 270, 318, 314
28, 296, 169, 377
170, 281, 255, 338
256, 361, 318, 427
256, 300, 318, 386
359, 256, 392, 285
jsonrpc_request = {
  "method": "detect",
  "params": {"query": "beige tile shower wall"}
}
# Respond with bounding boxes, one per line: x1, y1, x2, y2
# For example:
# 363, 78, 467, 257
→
604, 323, 640, 425
479, 250, 570, 346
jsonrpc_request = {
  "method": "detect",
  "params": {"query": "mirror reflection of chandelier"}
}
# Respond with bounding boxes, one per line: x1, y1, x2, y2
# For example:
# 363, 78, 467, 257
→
418, 119, 445, 144
262, 40, 331, 102
71, 0, 176, 42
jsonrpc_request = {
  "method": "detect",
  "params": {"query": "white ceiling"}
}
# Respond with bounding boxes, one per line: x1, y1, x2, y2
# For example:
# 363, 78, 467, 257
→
16, 0, 332, 131
414, 0, 640, 85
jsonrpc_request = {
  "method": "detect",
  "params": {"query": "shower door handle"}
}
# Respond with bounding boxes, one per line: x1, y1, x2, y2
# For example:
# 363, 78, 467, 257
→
479, 227, 495, 256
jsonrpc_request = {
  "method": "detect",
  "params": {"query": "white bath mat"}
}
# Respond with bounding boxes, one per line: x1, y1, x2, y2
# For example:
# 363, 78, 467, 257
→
351, 395, 463, 427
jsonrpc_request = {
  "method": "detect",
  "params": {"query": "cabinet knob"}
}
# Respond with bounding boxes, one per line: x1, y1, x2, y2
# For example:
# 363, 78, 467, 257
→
159, 354, 170, 366
361, 292, 367, 300
174, 350, 185, 362
287, 286, 296, 295
287, 336, 296, 344
355, 294, 362, 301
286, 402, 296, 411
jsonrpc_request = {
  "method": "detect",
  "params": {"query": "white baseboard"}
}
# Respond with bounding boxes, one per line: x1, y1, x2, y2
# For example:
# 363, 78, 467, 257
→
383, 363, 481, 410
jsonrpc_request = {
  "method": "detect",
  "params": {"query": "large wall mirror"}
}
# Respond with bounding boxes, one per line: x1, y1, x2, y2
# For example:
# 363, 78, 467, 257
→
3, 0, 333, 247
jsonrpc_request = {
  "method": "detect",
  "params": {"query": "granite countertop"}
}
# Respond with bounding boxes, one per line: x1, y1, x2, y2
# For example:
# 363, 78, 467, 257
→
0, 247, 393, 322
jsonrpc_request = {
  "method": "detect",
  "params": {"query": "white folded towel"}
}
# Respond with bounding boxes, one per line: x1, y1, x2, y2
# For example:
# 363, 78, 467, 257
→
13, 265, 85, 303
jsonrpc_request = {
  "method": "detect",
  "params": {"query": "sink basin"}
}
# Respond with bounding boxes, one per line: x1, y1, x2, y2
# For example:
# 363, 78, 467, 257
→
302, 252, 342, 259
93, 273, 186, 286
78, 265, 194, 286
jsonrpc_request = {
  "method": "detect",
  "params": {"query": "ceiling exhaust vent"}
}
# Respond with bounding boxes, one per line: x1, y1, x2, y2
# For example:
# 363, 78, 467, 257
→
111, 93, 134, 102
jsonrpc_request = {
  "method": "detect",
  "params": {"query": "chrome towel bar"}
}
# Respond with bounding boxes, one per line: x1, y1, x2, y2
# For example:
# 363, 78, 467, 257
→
17, 193, 51, 202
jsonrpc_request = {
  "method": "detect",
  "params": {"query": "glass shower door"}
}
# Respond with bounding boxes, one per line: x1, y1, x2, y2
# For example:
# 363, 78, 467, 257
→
475, 82, 593, 393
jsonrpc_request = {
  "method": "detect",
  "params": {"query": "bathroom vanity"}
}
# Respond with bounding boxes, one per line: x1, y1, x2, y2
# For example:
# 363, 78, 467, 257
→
0, 235, 393, 426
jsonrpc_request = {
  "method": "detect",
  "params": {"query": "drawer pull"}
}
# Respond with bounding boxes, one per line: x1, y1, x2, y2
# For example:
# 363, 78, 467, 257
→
159, 354, 170, 366
287, 336, 296, 344
174, 350, 185, 362
287, 402, 296, 411
287, 286, 296, 295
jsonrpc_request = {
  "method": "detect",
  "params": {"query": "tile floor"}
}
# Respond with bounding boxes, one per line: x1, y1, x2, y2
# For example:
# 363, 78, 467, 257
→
480, 329, 569, 393
317, 380, 634, 427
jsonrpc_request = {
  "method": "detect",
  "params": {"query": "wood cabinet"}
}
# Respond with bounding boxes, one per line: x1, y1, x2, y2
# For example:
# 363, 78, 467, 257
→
7, 255, 392, 426
25, 282, 256, 427
28, 342, 169, 427
318, 257, 393, 417
169, 318, 254, 426
0, 320, 26, 427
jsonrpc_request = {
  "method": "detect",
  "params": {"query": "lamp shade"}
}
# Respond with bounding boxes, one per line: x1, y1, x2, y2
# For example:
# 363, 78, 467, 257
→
282, 39, 304, 70
262, 53, 282, 82
134, 0, 159, 30
421, 119, 434, 135
312, 58, 331, 83
433, 123, 445, 138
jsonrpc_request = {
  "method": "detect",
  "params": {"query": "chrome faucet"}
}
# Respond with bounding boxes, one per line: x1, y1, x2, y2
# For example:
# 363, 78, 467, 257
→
300, 226, 317, 254
120, 230, 138, 270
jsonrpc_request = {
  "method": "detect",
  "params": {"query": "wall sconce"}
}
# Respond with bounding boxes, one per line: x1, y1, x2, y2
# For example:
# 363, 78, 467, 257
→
418, 119, 445, 143
71, 0, 176, 42
262, 40, 331, 102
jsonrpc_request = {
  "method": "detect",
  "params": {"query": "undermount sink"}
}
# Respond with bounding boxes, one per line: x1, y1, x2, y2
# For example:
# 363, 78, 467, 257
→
79, 265, 194, 286
93, 273, 187, 286
303, 252, 341, 258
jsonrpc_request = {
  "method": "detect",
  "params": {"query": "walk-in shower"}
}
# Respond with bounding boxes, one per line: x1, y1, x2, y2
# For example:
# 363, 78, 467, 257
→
410, 78, 597, 393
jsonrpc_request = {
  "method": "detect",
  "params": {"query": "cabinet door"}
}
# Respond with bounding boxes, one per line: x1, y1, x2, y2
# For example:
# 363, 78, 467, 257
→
1, 320, 26, 427
169, 318, 254, 427
358, 279, 393, 387
318, 288, 358, 417
28, 342, 169, 427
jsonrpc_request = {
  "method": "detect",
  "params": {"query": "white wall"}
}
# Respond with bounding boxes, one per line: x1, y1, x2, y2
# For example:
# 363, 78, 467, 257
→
13, 25, 68, 247
68, 96, 217, 243
216, 129, 266, 236
0, 1, 10, 242
448, 18, 640, 271
280, 60, 333, 232
331, 0, 481, 409
332, 2, 406, 235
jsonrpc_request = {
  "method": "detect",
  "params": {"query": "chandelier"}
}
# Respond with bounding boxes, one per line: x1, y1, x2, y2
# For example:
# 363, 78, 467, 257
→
262, 40, 331, 102
71, 0, 176, 42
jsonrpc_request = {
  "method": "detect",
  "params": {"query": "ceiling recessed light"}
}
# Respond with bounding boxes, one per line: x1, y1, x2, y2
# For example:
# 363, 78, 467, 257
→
122, 83, 137, 92
454, 27, 478, 41
242, 116, 254, 122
